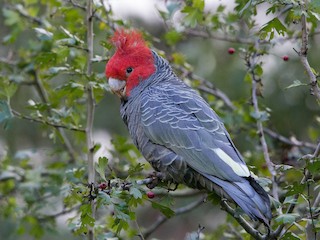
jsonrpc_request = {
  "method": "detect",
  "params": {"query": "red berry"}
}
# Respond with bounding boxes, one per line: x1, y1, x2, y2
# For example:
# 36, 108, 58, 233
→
228, 48, 235, 54
147, 191, 155, 199
282, 55, 289, 61
99, 182, 107, 190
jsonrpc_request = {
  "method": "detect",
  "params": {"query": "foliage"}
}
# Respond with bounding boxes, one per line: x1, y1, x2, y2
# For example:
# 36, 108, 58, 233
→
0, 0, 319, 239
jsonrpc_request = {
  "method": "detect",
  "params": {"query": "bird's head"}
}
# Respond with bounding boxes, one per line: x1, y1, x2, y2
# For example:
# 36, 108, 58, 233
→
105, 29, 156, 99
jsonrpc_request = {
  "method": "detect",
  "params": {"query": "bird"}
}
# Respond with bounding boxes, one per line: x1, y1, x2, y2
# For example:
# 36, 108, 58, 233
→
105, 29, 272, 226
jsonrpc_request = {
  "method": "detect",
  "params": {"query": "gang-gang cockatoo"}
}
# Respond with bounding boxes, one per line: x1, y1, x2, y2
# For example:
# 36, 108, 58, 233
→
105, 29, 272, 226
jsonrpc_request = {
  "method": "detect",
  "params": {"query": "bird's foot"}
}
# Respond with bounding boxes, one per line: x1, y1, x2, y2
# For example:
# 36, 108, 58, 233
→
166, 182, 179, 191
146, 171, 164, 189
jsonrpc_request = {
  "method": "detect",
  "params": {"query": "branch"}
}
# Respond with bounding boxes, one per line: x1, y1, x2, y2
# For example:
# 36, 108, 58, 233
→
143, 196, 205, 239
303, 140, 320, 239
271, 169, 312, 238
246, 46, 281, 222
32, 70, 77, 161
185, 28, 320, 46
85, 0, 95, 239
197, 85, 236, 111
175, 63, 317, 150
67, 0, 109, 25
299, 6, 320, 101
0, 57, 18, 65
263, 127, 317, 150
247, 48, 276, 178
306, 181, 318, 240
6, 5, 44, 26
185, 29, 264, 45
12, 110, 85, 132
99, 0, 116, 30
311, 141, 320, 158
39, 205, 80, 221
220, 200, 265, 240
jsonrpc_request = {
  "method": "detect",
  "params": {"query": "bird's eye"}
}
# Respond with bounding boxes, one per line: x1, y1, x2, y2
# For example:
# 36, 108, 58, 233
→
126, 67, 133, 74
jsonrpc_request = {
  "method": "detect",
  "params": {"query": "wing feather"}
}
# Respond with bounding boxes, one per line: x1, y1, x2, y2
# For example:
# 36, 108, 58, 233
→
140, 84, 250, 181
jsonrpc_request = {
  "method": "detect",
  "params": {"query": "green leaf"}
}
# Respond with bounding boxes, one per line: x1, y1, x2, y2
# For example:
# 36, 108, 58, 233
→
182, 8, 203, 27
49, 66, 69, 74
2, 82, 17, 98
254, 64, 263, 77
207, 192, 220, 205
280, 232, 301, 240
164, 30, 183, 46
310, 10, 320, 21
181, 0, 205, 28
95, 157, 108, 181
306, 158, 320, 175
114, 205, 131, 221
60, 26, 83, 44
193, 0, 204, 10
275, 213, 299, 224
98, 191, 111, 204
166, 1, 181, 16
56, 38, 77, 45
100, 40, 113, 50
244, 72, 252, 83
285, 80, 308, 89
275, 164, 294, 172
128, 163, 144, 176
151, 201, 175, 218
129, 187, 142, 199
250, 110, 269, 122
172, 52, 186, 65
35, 52, 57, 67
3, 9, 21, 26
34, 27, 53, 41
285, 182, 305, 196
283, 196, 299, 205
239, 0, 253, 16
81, 214, 95, 227
0, 100, 13, 129
260, 18, 287, 40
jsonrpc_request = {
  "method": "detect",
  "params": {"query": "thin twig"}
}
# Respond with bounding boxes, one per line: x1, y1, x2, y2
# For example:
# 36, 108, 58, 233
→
263, 127, 317, 150
306, 181, 317, 240
68, 0, 109, 24
32, 70, 77, 161
185, 27, 320, 46
246, 46, 281, 233
143, 196, 205, 239
197, 85, 236, 111
185, 29, 265, 45
271, 170, 311, 238
312, 141, 320, 158
12, 110, 85, 132
303, 139, 320, 239
227, 223, 244, 240
99, 0, 116, 30
299, 6, 320, 229
0, 57, 18, 65
39, 205, 80, 221
6, 5, 44, 26
299, 4, 320, 101
247, 47, 276, 178
85, 0, 95, 239
220, 200, 265, 240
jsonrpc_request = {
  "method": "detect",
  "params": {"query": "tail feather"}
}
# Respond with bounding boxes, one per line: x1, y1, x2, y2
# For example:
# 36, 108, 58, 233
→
204, 174, 271, 226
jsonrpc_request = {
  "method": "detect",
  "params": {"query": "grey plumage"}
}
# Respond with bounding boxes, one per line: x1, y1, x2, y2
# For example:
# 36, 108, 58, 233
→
120, 51, 272, 225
